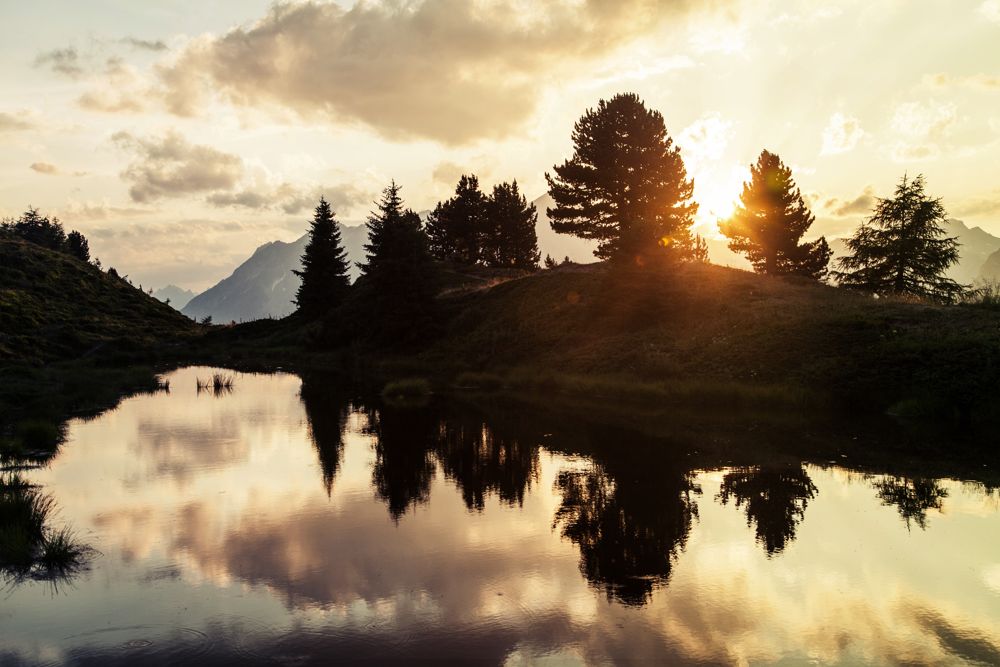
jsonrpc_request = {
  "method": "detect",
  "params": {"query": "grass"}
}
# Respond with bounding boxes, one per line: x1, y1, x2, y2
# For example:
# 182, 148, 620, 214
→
196, 372, 234, 395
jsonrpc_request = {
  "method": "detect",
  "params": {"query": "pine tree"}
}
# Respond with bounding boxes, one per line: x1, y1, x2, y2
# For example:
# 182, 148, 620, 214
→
425, 174, 487, 264
358, 181, 439, 342
293, 196, 351, 318
544, 254, 557, 269
833, 174, 964, 302
719, 150, 830, 279
65, 230, 90, 263
11, 208, 66, 250
546, 93, 697, 265
692, 234, 709, 263
484, 180, 541, 269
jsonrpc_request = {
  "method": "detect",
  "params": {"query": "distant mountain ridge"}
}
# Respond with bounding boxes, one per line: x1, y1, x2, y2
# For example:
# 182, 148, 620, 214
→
153, 284, 197, 311
182, 224, 367, 323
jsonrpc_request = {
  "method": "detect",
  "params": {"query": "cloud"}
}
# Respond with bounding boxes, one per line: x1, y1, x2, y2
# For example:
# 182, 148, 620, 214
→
924, 72, 1000, 91
29, 162, 59, 175
980, 1, 1000, 23
154, 0, 722, 145
888, 100, 957, 162
122, 37, 168, 52
113, 131, 244, 203
952, 195, 1000, 218
821, 113, 865, 155
61, 200, 156, 220
677, 113, 733, 164
207, 182, 369, 215
34, 47, 83, 77
0, 111, 34, 132
822, 186, 876, 217
77, 57, 149, 113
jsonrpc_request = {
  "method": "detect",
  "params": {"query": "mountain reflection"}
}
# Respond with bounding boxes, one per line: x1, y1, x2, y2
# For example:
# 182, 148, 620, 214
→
717, 465, 817, 556
554, 461, 701, 606
873, 476, 949, 530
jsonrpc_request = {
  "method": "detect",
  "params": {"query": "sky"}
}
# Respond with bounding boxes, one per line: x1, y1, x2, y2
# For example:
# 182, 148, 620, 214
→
1, 0, 999, 291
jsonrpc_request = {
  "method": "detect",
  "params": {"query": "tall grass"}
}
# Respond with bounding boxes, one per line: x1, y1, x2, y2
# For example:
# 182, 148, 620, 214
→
196, 373, 235, 395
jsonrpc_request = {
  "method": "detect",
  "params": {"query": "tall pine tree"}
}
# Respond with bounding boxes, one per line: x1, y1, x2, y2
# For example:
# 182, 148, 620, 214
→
483, 180, 541, 269
546, 93, 697, 265
718, 150, 830, 279
425, 174, 487, 264
293, 197, 350, 318
833, 174, 964, 302
358, 181, 438, 342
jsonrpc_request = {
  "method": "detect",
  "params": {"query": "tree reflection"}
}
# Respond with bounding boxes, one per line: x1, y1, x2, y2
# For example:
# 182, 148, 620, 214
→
434, 419, 539, 511
554, 462, 700, 606
717, 465, 817, 556
299, 381, 351, 496
873, 476, 948, 530
366, 406, 438, 521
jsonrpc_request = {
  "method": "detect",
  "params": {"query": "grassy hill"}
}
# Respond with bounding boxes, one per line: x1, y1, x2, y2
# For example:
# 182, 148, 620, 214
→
418, 261, 1000, 419
0, 239, 199, 365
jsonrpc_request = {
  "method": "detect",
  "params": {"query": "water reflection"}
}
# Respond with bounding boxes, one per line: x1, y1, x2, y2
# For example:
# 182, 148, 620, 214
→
717, 465, 817, 556
4, 367, 1000, 666
872, 476, 949, 530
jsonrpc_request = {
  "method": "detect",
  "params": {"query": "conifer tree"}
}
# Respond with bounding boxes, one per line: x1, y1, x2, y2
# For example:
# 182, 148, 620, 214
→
483, 180, 540, 269
425, 174, 487, 264
358, 181, 438, 342
65, 230, 90, 263
719, 150, 830, 279
833, 174, 964, 301
544, 254, 557, 269
293, 197, 350, 318
546, 93, 697, 264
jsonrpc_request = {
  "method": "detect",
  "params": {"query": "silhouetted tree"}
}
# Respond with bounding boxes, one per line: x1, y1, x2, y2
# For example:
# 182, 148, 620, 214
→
692, 233, 709, 263
717, 465, 817, 556
9, 208, 66, 250
833, 175, 964, 301
546, 93, 697, 265
426, 174, 488, 264
358, 181, 439, 342
482, 181, 540, 269
873, 476, 948, 530
65, 230, 90, 263
293, 197, 350, 318
719, 150, 830, 279
544, 254, 557, 269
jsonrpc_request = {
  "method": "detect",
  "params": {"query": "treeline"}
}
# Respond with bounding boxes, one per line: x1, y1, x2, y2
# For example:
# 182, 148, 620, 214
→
1, 208, 91, 264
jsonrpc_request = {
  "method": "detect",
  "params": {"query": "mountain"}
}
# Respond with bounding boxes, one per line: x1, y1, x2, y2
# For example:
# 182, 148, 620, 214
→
182, 223, 368, 323
829, 219, 1000, 284
0, 239, 196, 364
153, 284, 197, 310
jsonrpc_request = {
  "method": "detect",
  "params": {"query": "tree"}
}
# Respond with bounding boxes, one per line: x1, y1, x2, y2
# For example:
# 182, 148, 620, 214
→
293, 197, 351, 318
483, 180, 540, 269
10, 208, 66, 250
358, 181, 439, 342
692, 234, 709, 263
544, 254, 557, 269
65, 230, 90, 263
546, 92, 697, 265
426, 174, 487, 264
719, 150, 830, 279
833, 174, 963, 301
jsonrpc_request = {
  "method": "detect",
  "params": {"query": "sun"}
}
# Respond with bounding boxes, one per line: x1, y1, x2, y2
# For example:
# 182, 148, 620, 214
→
692, 164, 747, 233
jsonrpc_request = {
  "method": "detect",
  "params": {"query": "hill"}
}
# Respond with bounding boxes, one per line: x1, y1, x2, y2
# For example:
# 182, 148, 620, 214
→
0, 239, 198, 364
153, 284, 197, 310
419, 261, 1000, 418
183, 224, 367, 323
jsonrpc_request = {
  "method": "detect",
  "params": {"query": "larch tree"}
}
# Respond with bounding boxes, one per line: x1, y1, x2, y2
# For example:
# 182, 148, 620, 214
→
425, 174, 488, 264
718, 150, 830, 280
833, 174, 964, 302
545, 93, 697, 265
484, 180, 541, 269
293, 196, 351, 318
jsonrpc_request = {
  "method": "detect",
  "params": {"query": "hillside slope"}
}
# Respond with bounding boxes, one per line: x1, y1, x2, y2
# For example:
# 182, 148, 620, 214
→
0, 239, 198, 364
428, 261, 1000, 416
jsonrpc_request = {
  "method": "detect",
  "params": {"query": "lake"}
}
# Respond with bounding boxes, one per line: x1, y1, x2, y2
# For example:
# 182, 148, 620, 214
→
3, 367, 1000, 665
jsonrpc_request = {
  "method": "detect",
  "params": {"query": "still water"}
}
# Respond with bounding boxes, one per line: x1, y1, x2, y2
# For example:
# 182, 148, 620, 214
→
3, 367, 1000, 665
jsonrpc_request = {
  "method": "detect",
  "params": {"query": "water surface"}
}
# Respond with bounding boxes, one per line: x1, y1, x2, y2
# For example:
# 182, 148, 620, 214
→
3, 367, 1000, 665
